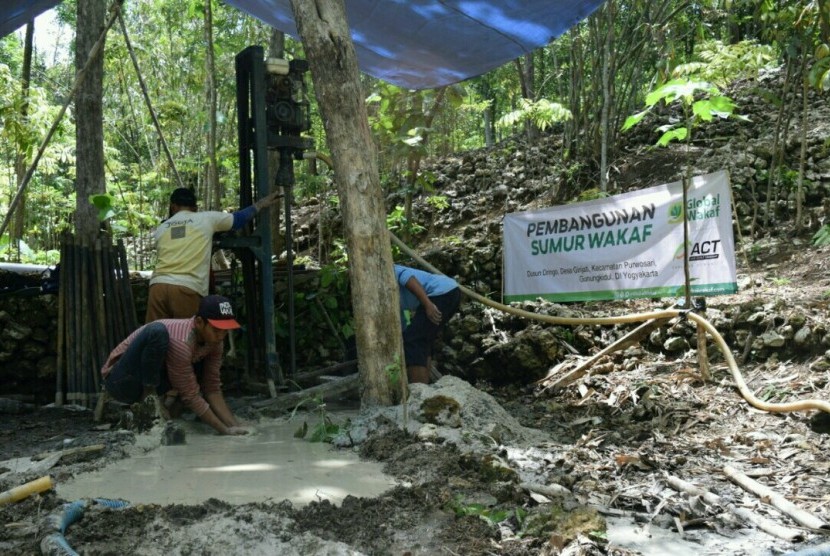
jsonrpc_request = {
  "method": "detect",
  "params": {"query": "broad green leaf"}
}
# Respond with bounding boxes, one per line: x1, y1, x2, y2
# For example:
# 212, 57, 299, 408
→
693, 100, 714, 121
89, 193, 116, 222
808, 57, 830, 91
657, 127, 687, 147
708, 96, 736, 114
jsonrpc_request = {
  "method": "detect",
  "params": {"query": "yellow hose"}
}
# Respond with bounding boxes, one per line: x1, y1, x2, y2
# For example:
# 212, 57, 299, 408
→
390, 232, 830, 414
0, 475, 54, 506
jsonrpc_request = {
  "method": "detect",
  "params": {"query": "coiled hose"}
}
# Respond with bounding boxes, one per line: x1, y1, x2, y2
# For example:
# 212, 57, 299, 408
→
40, 498, 130, 555
391, 232, 830, 414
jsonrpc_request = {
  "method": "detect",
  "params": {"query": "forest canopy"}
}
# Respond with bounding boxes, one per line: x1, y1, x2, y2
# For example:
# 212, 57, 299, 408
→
0, 0, 828, 267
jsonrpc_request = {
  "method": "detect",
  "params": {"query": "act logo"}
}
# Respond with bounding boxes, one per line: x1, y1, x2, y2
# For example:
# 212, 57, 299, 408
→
674, 240, 722, 261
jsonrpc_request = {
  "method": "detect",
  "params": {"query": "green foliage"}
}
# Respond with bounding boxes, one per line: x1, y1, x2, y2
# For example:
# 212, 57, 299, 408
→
447, 495, 527, 527
386, 205, 426, 237
384, 354, 402, 390
290, 395, 345, 444
89, 193, 116, 222
574, 188, 608, 202
812, 225, 830, 246
497, 98, 572, 132
672, 40, 777, 87
425, 195, 449, 211
622, 79, 743, 147
809, 43, 830, 91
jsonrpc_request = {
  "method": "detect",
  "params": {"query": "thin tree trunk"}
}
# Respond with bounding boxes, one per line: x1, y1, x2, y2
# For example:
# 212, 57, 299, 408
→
404, 88, 447, 242
762, 58, 796, 231
795, 56, 809, 231
515, 53, 539, 142
290, 0, 402, 407
599, 0, 614, 191
204, 0, 219, 209
75, 0, 109, 237
12, 22, 34, 259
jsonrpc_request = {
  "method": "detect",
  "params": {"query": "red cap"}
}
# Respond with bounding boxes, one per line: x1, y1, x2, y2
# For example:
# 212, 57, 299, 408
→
197, 295, 241, 330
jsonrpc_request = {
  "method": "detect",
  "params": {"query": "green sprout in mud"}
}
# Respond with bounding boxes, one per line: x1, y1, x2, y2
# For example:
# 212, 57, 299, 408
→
448, 494, 527, 528
290, 385, 346, 443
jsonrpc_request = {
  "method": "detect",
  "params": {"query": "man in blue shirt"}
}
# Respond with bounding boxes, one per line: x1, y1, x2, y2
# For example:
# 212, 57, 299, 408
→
394, 264, 461, 383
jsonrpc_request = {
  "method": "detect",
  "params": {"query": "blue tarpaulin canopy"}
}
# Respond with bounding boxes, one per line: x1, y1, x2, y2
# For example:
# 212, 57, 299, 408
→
1, 0, 605, 89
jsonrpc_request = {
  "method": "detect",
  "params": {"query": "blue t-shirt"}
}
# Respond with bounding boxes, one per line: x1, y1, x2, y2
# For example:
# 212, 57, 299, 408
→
394, 265, 458, 325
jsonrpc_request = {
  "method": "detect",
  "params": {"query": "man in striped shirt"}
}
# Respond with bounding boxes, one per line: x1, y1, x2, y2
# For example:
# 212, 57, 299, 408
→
101, 295, 249, 435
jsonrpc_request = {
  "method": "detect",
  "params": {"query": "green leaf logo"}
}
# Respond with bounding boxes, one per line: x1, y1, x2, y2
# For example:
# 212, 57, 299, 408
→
668, 202, 684, 224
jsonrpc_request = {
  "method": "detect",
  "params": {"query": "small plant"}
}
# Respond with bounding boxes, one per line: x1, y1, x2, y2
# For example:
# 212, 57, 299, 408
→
771, 277, 791, 286
290, 389, 345, 444
497, 98, 572, 132
813, 225, 830, 246
575, 188, 608, 202
622, 79, 744, 147
384, 354, 402, 390
447, 495, 527, 527
386, 205, 426, 237
426, 195, 449, 211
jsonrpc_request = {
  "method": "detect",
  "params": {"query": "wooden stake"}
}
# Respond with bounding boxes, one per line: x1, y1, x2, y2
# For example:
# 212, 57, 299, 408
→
539, 317, 671, 391
666, 474, 804, 542
724, 465, 830, 531
254, 373, 359, 412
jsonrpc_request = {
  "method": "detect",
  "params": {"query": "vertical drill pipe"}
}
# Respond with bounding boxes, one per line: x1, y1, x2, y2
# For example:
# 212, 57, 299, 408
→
54, 235, 68, 406
279, 149, 297, 377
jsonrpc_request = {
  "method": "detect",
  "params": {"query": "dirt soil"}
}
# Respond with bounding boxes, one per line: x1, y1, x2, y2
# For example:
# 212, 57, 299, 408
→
3, 241, 830, 556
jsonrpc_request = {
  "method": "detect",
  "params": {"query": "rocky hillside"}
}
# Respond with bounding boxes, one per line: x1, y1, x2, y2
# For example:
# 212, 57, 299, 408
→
292, 67, 830, 385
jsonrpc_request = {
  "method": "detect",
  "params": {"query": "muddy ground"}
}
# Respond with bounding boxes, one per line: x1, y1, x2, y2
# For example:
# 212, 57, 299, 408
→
3, 240, 830, 555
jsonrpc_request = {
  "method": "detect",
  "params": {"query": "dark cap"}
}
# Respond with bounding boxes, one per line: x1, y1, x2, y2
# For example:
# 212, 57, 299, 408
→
197, 295, 241, 330
170, 187, 197, 207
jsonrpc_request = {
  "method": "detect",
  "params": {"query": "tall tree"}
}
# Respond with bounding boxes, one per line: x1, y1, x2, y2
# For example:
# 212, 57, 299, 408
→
75, 0, 108, 237
515, 52, 539, 142
11, 22, 34, 257
289, 0, 401, 407
204, 0, 219, 209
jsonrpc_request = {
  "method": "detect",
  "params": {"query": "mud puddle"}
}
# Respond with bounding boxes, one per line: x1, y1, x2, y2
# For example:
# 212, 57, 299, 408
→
57, 414, 396, 506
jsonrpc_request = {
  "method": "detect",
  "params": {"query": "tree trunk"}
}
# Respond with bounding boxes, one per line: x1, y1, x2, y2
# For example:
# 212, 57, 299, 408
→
599, 0, 614, 192
204, 0, 219, 209
515, 53, 539, 142
12, 22, 34, 259
75, 0, 108, 237
289, 0, 402, 407
404, 87, 447, 242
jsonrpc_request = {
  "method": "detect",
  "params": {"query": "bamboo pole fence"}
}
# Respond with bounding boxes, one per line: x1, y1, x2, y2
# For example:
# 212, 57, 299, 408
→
55, 232, 138, 407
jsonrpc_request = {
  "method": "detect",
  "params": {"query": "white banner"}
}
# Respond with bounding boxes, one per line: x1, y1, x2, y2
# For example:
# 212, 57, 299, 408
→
503, 171, 737, 302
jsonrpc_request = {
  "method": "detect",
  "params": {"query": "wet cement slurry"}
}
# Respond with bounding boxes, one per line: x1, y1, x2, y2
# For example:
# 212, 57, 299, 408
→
58, 415, 396, 506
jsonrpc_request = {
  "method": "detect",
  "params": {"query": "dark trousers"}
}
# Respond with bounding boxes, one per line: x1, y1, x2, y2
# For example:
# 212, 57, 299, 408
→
104, 322, 171, 404
403, 287, 462, 367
